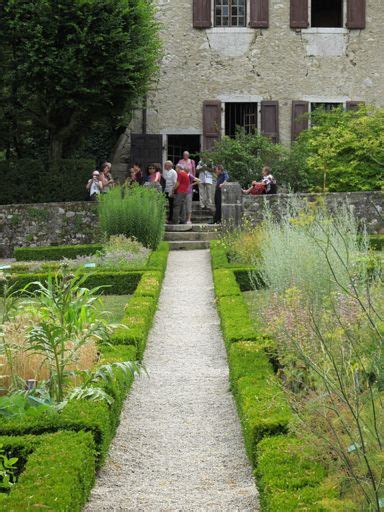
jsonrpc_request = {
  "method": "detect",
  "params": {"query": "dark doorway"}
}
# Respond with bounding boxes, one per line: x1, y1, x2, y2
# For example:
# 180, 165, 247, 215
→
311, 0, 343, 28
225, 103, 258, 138
167, 135, 201, 166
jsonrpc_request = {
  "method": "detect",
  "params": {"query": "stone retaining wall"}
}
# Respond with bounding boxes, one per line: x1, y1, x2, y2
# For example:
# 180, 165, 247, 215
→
0, 202, 100, 257
222, 184, 384, 234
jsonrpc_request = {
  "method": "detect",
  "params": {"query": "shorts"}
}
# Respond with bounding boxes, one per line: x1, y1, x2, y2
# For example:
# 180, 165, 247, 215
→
186, 194, 193, 215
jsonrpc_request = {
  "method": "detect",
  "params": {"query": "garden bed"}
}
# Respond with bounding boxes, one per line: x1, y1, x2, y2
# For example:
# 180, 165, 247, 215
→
0, 242, 169, 508
210, 239, 371, 511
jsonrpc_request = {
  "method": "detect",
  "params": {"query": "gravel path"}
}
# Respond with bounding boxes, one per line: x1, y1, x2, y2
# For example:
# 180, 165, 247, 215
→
85, 250, 259, 511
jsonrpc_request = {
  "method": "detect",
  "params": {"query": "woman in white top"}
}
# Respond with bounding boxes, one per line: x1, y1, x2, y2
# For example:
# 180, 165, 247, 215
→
163, 160, 177, 222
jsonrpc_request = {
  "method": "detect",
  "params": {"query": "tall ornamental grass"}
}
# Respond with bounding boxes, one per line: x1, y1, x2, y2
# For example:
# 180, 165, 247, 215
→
253, 198, 369, 306
98, 186, 166, 250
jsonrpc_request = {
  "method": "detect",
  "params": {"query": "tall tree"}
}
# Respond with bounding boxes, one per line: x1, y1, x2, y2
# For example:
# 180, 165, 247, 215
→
0, 0, 160, 161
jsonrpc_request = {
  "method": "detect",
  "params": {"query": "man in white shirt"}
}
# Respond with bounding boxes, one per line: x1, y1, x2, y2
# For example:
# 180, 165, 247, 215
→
196, 159, 214, 210
163, 160, 177, 222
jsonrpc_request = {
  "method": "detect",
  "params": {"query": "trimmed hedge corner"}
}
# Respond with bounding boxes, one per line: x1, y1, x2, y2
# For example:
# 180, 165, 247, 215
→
1, 431, 95, 512
256, 436, 359, 512
14, 243, 103, 261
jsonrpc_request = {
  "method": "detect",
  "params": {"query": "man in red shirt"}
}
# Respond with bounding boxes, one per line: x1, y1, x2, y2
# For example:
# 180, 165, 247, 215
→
172, 164, 192, 224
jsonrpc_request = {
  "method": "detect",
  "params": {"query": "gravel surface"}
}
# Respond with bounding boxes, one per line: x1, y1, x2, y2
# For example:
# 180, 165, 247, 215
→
85, 250, 259, 511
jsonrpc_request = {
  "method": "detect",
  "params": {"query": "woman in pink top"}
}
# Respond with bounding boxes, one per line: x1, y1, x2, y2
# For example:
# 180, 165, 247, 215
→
147, 164, 161, 183
178, 151, 196, 177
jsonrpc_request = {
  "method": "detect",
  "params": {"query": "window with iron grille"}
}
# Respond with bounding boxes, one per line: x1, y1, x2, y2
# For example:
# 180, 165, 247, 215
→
215, 0, 246, 27
225, 103, 258, 138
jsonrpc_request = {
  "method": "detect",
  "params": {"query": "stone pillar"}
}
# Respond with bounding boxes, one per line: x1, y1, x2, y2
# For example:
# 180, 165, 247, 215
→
221, 182, 243, 226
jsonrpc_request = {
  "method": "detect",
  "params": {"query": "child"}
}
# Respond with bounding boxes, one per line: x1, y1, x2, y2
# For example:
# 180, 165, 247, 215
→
261, 167, 277, 195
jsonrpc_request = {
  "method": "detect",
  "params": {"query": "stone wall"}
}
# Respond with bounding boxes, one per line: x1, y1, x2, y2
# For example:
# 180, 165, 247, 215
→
222, 184, 384, 234
0, 202, 100, 257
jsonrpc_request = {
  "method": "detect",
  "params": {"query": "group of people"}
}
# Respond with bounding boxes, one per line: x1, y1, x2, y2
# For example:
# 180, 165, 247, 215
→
86, 152, 277, 225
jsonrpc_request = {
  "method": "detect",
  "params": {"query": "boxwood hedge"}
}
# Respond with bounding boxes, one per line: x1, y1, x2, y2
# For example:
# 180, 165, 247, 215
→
210, 243, 347, 510
0, 431, 95, 512
14, 243, 103, 261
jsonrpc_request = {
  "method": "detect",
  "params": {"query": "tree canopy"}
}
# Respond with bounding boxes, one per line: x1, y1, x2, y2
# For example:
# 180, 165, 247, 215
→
0, 0, 161, 161
292, 106, 384, 192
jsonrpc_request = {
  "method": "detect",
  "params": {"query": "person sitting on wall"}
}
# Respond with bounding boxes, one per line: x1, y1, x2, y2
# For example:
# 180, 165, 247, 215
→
261, 166, 277, 195
242, 180, 266, 195
213, 164, 229, 224
86, 170, 103, 200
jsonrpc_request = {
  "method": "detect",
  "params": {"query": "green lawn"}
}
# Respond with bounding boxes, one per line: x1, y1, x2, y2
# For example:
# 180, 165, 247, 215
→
99, 295, 131, 323
0, 295, 130, 324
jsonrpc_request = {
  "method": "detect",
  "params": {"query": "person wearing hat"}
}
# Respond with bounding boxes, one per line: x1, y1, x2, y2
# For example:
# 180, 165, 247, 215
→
86, 170, 103, 200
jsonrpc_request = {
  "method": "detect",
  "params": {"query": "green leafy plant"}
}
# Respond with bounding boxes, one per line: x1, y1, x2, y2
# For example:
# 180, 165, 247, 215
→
98, 186, 166, 250
22, 273, 112, 402
0, 444, 18, 491
201, 130, 291, 188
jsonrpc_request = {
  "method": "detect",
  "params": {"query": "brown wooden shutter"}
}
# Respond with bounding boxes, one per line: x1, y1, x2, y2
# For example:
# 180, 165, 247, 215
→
203, 100, 222, 151
347, 0, 366, 29
193, 0, 211, 28
261, 101, 279, 143
346, 101, 365, 111
290, 0, 309, 28
249, 0, 269, 28
291, 101, 309, 141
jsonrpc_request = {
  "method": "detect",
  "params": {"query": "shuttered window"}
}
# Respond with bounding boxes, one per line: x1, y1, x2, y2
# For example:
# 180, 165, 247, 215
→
347, 0, 366, 29
261, 101, 279, 143
193, 0, 212, 28
291, 101, 309, 141
249, 0, 269, 28
203, 101, 222, 151
291, 0, 366, 29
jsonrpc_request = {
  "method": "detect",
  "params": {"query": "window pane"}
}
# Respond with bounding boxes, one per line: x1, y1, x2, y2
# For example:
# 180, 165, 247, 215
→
215, 0, 246, 27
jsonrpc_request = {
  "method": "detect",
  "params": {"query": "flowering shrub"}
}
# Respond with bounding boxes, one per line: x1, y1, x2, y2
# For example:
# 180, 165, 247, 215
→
63, 235, 150, 271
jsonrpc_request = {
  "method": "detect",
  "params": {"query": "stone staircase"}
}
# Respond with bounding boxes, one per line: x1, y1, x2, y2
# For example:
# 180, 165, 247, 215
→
165, 203, 219, 250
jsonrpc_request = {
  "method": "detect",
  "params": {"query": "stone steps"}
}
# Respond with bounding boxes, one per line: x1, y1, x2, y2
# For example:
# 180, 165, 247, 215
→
165, 223, 218, 233
169, 240, 211, 251
164, 231, 218, 242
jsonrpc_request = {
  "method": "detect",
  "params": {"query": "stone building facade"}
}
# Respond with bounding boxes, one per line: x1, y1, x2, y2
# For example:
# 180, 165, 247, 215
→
113, 0, 383, 176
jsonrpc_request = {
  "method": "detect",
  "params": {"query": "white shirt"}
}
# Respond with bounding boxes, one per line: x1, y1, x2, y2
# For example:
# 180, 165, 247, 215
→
196, 161, 213, 185
163, 168, 177, 194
